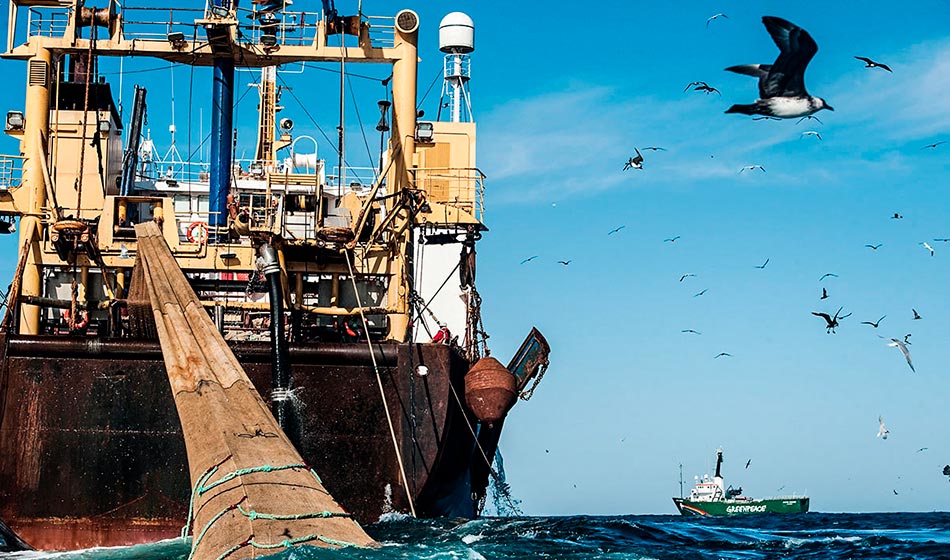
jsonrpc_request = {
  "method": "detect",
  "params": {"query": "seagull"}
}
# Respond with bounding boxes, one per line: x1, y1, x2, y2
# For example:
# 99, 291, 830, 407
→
694, 289, 709, 297
903, 333, 912, 345
916, 447, 928, 453
877, 416, 889, 439
884, 337, 915, 372
797, 115, 823, 125
706, 13, 728, 27
692, 83, 721, 95
861, 315, 886, 328
681, 329, 702, 335
854, 56, 892, 72
641, 146, 667, 151
714, 352, 732, 359
754, 258, 770, 269
812, 307, 851, 334
912, 309, 921, 320
922, 242, 935, 256
725, 17, 833, 119
934, 238, 950, 243
893, 489, 899, 496
820, 287, 829, 300
608, 225, 626, 235
745, 459, 752, 469
891, 212, 903, 219
818, 273, 838, 281
680, 273, 697, 282
921, 141, 946, 150
557, 260, 572, 266
801, 130, 822, 140
739, 165, 766, 173
865, 244, 883, 250
664, 236, 681, 243
520, 256, 539, 265
623, 148, 644, 170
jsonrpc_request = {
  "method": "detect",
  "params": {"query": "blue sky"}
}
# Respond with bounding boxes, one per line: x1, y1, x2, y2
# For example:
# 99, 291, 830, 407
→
2, 0, 950, 516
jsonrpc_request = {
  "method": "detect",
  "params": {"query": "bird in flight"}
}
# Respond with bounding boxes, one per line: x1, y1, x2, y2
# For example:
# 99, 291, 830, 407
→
922, 242, 935, 256
714, 352, 732, 359
801, 130, 822, 140
608, 225, 626, 235
861, 315, 886, 328
680, 273, 697, 282
557, 260, 572, 266
754, 258, 770, 269
623, 148, 645, 170
520, 256, 538, 265
681, 329, 702, 335
916, 447, 929, 453
912, 308, 921, 320
854, 56, 892, 72
934, 238, 950, 243
866, 244, 883, 250
745, 459, 752, 469
891, 212, 903, 219
797, 115, 823, 125
739, 165, 766, 173
893, 489, 899, 496
812, 307, 851, 334
877, 416, 889, 440
706, 13, 728, 27
921, 141, 946, 150
641, 146, 667, 151
693, 289, 708, 297
664, 236, 681, 243
884, 337, 915, 373
820, 287, 829, 300
685, 81, 721, 95
903, 333, 912, 345
725, 17, 833, 119
819, 273, 838, 281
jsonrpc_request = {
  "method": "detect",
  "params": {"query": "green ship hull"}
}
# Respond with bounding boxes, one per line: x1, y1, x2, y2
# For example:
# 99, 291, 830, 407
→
673, 497, 810, 516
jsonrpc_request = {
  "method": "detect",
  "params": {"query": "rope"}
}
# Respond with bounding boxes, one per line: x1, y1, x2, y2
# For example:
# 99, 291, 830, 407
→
74, 23, 98, 215
343, 250, 417, 517
235, 503, 351, 521
216, 533, 365, 560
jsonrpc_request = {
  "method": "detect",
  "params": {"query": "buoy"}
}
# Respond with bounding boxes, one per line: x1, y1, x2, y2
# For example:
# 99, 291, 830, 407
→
464, 357, 516, 426
187, 221, 208, 244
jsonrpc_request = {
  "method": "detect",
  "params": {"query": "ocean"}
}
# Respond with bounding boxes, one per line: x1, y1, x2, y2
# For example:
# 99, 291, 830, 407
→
3, 513, 950, 559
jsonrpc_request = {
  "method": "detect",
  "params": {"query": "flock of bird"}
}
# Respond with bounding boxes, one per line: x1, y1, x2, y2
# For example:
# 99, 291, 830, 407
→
523, 14, 947, 487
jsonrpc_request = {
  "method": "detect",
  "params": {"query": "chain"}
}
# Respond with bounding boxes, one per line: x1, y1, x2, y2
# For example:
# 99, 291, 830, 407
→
519, 359, 549, 401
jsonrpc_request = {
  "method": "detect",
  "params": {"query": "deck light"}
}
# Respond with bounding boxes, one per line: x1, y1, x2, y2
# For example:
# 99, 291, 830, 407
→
415, 121, 434, 143
98, 119, 111, 134
167, 31, 186, 49
5, 111, 24, 132
209, 5, 231, 18
260, 33, 278, 47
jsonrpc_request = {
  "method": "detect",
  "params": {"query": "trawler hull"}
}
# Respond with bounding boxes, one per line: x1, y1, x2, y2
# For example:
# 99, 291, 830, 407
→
0, 335, 496, 551
673, 497, 810, 516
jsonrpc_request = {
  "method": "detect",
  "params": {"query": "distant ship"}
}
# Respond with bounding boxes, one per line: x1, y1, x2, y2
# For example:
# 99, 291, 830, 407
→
673, 450, 809, 516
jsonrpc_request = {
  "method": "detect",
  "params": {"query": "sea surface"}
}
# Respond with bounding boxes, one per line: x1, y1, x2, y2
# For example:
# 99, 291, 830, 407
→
3, 512, 950, 559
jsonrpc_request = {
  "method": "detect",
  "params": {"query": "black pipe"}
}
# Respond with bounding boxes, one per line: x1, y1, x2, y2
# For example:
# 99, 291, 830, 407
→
259, 244, 295, 442
119, 85, 146, 196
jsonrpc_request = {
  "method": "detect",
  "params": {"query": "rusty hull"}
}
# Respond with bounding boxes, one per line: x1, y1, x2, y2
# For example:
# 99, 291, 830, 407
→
0, 335, 484, 551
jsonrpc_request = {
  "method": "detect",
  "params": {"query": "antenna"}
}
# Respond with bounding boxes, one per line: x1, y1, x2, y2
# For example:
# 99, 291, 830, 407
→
679, 463, 684, 498
438, 13, 474, 123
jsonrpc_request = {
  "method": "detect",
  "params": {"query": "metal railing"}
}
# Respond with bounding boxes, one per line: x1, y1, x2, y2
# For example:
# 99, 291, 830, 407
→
0, 155, 25, 191
28, 7, 72, 38
410, 167, 485, 222
365, 15, 395, 49
119, 6, 207, 42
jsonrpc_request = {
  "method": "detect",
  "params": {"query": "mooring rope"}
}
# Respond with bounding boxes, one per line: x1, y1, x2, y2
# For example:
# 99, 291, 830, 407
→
344, 250, 417, 517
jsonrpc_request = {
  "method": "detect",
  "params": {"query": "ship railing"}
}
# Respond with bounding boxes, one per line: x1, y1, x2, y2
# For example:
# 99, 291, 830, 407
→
119, 6, 207, 42
0, 154, 24, 192
325, 166, 379, 197
410, 167, 486, 222
27, 7, 72, 39
365, 15, 396, 49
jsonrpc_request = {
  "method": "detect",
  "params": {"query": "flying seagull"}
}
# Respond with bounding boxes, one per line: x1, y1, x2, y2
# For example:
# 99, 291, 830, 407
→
801, 130, 822, 140
916, 447, 928, 453
891, 212, 903, 219
623, 149, 644, 170
912, 308, 921, 320
818, 273, 838, 281
725, 17, 833, 118
557, 260, 572, 266
921, 141, 946, 150
520, 255, 538, 265
866, 244, 883, 250
934, 238, 950, 243
884, 337, 915, 372
797, 115, 823, 125
739, 165, 766, 173
691, 83, 721, 95
812, 307, 851, 334
608, 225, 626, 235
903, 333, 912, 345
893, 489, 899, 496
877, 416, 889, 440
664, 236, 681, 243
754, 258, 770, 269
820, 287, 829, 300
714, 352, 732, 359
680, 273, 697, 282
694, 289, 709, 297
922, 242, 935, 256
745, 459, 752, 469
861, 315, 886, 328
854, 56, 892, 72
706, 13, 728, 28
641, 146, 667, 151
681, 329, 702, 335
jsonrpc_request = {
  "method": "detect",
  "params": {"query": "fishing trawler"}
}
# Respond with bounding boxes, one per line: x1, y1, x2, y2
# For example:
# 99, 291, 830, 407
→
0, 0, 550, 551
673, 450, 809, 516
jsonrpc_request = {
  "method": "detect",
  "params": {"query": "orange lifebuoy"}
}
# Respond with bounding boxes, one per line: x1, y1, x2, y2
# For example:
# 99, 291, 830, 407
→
187, 221, 209, 244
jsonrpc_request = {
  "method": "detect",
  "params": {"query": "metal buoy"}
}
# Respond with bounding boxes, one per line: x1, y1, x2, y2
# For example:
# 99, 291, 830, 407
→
464, 357, 516, 426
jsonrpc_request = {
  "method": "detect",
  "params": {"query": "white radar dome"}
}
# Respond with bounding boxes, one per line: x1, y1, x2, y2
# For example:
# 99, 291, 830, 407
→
439, 12, 474, 53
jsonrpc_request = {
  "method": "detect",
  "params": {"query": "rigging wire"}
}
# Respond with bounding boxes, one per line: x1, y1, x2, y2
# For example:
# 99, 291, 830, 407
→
346, 72, 378, 182
417, 66, 443, 110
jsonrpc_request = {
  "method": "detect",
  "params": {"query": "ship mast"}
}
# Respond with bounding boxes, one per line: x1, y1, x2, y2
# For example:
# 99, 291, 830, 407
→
253, 66, 278, 165
679, 463, 684, 498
